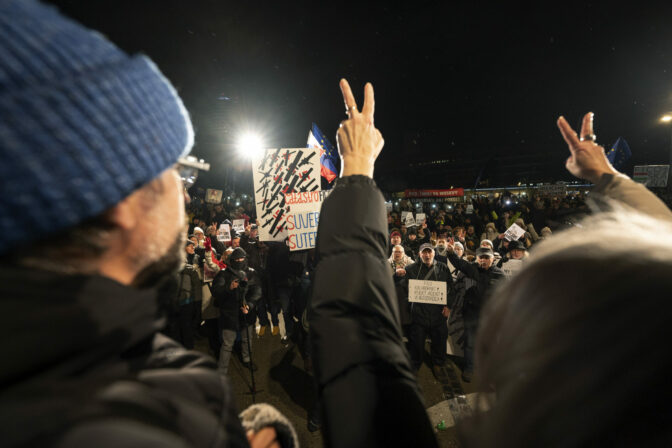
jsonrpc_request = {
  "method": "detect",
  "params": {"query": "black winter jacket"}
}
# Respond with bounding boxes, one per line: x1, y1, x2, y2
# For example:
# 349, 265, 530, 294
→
0, 266, 247, 447
212, 266, 262, 330
447, 251, 505, 320
309, 176, 438, 448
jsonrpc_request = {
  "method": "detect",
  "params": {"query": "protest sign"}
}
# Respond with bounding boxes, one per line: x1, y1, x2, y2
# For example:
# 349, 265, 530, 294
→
252, 148, 324, 250
416, 213, 426, 226
633, 165, 669, 187
232, 219, 245, 234
408, 279, 447, 305
537, 184, 566, 197
466, 204, 474, 214
504, 223, 525, 241
385, 202, 393, 213
205, 188, 223, 204
217, 223, 231, 242
402, 211, 416, 227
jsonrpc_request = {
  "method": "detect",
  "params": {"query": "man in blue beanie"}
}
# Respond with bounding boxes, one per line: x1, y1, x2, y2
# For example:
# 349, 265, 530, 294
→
0, 1, 296, 447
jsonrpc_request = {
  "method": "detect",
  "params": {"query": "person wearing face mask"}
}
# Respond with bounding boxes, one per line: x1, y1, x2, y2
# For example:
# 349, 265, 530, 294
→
212, 247, 262, 376
446, 244, 505, 382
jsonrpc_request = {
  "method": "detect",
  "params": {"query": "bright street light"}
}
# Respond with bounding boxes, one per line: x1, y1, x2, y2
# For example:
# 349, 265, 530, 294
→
660, 115, 672, 123
236, 133, 265, 159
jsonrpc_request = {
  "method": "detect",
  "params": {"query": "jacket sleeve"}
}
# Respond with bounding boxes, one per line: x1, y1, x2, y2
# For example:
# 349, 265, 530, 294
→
592, 173, 672, 222
203, 250, 222, 274
309, 176, 437, 448
447, 251, 479, 279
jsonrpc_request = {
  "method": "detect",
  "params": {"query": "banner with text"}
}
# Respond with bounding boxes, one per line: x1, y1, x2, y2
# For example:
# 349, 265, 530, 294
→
252, 148, 322, 250
408, 279, 447, 305
404, 188, 464, 198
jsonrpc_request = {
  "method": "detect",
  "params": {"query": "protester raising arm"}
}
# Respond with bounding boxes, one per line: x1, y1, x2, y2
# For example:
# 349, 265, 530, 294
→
309, 80, 437, 448
557, 113, 672, 221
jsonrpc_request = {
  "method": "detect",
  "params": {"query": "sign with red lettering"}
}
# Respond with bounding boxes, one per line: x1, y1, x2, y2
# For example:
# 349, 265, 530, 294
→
252, 147, 323, 250
404, 188, 464, 198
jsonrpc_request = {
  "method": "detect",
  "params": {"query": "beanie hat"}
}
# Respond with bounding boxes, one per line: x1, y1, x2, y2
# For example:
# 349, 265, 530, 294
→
193, 227, 205, 235
453, 241, 464, 251
0, 0, 194, 253
390, 230, 401, 238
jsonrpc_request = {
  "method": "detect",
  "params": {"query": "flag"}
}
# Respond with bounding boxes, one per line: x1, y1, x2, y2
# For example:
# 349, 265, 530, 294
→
307, 123, 338, 182
607, 137, 632, 171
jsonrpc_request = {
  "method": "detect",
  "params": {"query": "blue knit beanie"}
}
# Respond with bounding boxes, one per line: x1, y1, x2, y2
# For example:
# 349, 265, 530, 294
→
0, 0, 194, 253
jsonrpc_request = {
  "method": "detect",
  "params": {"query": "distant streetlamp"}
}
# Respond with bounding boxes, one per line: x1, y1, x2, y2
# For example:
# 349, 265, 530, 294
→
662, 115, 672, 165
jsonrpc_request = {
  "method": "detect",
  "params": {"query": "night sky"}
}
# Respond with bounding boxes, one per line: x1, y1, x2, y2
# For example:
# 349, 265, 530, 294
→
49, 1, 672, 191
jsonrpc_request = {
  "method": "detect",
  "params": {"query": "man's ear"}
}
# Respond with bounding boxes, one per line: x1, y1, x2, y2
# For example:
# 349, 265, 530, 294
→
104, 194, 140, 231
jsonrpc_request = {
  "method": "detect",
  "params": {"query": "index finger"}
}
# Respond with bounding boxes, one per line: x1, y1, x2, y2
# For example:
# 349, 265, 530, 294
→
557, 116, 581, 149
361, 82, 375, 122
339, 78, 358, 117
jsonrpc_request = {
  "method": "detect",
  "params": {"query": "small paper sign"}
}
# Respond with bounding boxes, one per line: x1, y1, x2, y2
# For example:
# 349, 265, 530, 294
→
466, 204, 474, 214
385, 202, 393, 213
402, 211, 416, 227
206, 188, 223, 204
408, 279, 447, 305
416, 213, 426, 226
217, 223, 231, 242
232, 219, 245, 234
504, 223, 525, 241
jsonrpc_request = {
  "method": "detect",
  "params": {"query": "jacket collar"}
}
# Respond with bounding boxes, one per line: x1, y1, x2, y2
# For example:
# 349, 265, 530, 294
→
0, 266, 162, 385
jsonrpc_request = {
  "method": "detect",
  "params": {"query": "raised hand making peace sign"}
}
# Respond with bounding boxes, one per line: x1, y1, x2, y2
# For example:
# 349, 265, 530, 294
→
336, 79, 385, 178
557, 112, 619, 183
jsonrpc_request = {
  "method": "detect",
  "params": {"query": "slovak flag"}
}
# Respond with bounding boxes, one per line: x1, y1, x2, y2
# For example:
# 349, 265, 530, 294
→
307, 123, 338, 183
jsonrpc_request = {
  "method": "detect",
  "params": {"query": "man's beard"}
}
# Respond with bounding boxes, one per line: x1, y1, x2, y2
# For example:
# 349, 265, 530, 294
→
132, 231, 185, 289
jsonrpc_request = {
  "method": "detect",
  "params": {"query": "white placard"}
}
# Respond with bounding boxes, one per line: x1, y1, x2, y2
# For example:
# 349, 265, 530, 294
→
408, 279, 447, 305
217, 223, 231, 242
403, 211, 416, 227
385, 202, 393, 213
504, 223, 525, 241
206, 188, 223, 204
232, 219, 246, 234
416, 213, 426, 226
252, 148, 321, 243
466, 204, 474, 214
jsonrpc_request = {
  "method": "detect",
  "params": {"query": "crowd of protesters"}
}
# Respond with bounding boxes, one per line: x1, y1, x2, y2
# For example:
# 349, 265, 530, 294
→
4, 2, 672, 448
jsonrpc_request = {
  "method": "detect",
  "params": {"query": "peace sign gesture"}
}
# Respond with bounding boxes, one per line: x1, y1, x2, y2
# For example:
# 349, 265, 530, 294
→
336, 79, 385, 178
557, 112, 619, 183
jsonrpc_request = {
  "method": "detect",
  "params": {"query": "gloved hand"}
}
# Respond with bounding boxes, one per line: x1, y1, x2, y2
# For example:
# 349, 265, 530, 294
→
204, 237, 212, 252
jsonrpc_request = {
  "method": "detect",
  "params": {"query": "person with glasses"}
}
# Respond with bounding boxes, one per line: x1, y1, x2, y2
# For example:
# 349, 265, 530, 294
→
0, 2, 296, 447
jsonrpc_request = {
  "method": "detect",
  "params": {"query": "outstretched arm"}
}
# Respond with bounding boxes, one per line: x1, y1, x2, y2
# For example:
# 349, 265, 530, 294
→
309, 80, 437, 448
558, 113, 672, 221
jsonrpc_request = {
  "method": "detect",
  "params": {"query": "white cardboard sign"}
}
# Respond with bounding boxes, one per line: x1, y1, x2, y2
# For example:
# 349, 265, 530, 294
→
408, 279, 447, 305
504, 223, 525, 241
416, 213, 426, 226
232, 219, 246, 234
252, 147, 321, 244
217, 223, 231, 242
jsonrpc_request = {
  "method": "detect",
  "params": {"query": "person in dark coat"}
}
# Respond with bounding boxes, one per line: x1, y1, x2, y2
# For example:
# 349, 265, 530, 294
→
165, 240, 202, 349
446, 245, 505, 382
0, 2, 295, 446
403, 243, 454, 375
309, 79, 438, 448
212, 247, 262, 375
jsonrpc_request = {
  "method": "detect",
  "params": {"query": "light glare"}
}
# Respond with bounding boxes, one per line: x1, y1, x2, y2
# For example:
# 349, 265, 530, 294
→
237, 133, 265, 159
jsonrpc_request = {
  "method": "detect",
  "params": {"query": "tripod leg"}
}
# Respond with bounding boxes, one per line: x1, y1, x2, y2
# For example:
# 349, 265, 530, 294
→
245, 323, 257, 403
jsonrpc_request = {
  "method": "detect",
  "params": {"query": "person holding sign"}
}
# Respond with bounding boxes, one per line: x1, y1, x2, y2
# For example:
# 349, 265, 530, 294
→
402, 243, 454, 377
